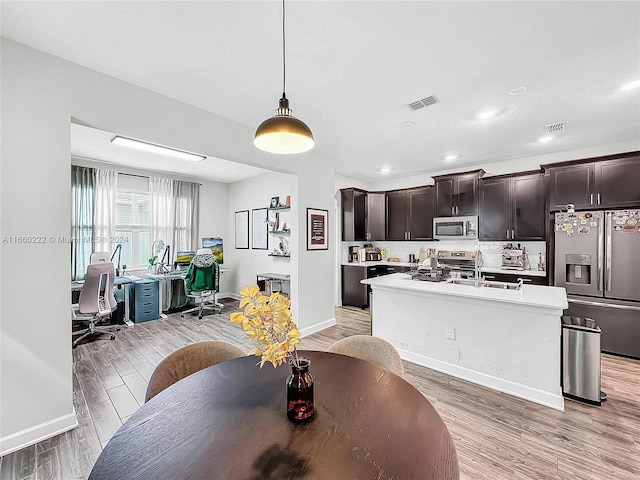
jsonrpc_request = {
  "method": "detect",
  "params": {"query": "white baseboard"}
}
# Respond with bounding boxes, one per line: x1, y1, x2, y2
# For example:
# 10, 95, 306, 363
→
220, 292, 241, 300
0, 411, 78, 457
300, 317, 336, 338
398, 349, 565, 411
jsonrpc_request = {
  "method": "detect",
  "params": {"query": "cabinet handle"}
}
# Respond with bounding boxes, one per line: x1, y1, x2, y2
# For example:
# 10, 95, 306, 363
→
590, 193, 593, 205
455, 206, 458, 215
512, 229, 515, 239
506, 229, 510, 239
451, 206, 455, 216
597, 193, 601, 205
407, 232, 411, 240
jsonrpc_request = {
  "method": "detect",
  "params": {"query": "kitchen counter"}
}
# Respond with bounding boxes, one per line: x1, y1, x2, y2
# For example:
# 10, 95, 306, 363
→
364, 273, 567, 410
343, 261, 547, 277
362, 273, 564, 309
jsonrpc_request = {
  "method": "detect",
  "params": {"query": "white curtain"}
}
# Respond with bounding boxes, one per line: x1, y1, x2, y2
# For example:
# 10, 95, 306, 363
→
94, 168, 118, 256
150, 177, 200, 261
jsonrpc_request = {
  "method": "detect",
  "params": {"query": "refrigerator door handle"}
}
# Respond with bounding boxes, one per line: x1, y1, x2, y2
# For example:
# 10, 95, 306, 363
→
597, 214, 605, 292
605, 213, 612, 292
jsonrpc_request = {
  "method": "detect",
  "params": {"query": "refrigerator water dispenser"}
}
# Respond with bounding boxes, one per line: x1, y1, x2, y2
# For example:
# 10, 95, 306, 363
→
565, 254, 592, 285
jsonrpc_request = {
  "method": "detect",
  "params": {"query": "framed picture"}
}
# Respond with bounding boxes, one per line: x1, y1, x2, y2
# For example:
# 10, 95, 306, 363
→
307, 208, 328, 250
202, 237, 224, 264
235, 210, 249, 249
270, 196, 280, 209
252, 208, 268, 250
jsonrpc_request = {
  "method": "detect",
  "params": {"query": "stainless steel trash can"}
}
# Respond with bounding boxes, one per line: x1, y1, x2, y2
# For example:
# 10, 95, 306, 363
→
561, 316, 606, 405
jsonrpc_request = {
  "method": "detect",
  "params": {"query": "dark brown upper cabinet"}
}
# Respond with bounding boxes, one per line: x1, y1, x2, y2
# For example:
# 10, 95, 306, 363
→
545, 152, 640, 211
341, 188, 367, 241
479, 172, 545, 241
433, 170, 485, 217
386, 187, 434, 241
341, 188, 386, 242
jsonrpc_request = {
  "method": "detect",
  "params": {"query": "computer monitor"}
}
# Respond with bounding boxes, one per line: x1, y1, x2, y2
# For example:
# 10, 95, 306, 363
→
176, 251, 195, 266
202, 237, 223, 264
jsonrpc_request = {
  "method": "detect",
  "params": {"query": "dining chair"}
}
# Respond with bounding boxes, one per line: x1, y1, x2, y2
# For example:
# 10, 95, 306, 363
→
326, 335, 405, 378
145, 341, 245, 402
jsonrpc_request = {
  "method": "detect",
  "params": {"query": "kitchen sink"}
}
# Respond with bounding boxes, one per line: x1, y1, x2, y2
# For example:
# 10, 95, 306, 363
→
480, 280, 522, 290
447, 278, 523, 290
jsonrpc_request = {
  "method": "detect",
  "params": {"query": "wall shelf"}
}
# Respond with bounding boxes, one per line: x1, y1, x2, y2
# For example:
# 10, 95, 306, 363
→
269, 230, 291, 235
268, 253, 291, 258
268, 205, 291, 211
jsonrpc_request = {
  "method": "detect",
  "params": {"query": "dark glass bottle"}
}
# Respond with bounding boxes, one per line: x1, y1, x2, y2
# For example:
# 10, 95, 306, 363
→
286, 357, 315, 424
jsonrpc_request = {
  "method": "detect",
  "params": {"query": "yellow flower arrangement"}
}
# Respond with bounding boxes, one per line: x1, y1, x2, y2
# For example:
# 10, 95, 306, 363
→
230, 285, 301, 368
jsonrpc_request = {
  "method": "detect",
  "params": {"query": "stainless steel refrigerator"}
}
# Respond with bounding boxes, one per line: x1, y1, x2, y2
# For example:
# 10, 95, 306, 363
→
554, 209, 640, 358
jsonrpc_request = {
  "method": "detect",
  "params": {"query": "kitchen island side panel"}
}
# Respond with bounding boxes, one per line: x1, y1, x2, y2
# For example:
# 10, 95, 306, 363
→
371, 285, 564, 410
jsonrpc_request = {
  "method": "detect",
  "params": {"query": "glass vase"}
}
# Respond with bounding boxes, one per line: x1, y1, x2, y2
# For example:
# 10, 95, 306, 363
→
286, 357, 315, 424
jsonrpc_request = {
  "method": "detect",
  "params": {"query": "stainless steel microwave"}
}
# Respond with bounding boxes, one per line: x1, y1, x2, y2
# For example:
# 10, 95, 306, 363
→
433, 216, 478, 240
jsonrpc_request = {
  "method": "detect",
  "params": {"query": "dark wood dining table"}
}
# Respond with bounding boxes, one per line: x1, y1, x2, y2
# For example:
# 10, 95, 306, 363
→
89, 350, 459, 480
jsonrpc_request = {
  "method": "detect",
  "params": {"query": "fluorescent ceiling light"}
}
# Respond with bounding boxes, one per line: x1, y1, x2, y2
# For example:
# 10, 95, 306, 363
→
537, 135, 553, 143
621, 79, 640, 91
111, 136, 206, 162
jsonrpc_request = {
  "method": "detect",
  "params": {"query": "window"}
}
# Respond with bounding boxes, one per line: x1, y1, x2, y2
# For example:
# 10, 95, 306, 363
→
116, 190, 150, 270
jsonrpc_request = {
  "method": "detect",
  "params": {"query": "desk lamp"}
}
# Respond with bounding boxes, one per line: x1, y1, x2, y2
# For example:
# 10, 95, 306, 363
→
111, 243, 122, 277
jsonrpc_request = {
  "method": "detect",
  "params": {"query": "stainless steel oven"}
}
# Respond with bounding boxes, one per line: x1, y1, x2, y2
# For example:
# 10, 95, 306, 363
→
433, 216, 478, 240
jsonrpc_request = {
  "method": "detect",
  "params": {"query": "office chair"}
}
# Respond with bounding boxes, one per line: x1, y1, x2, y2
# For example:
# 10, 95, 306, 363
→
72, 261, 119, 348
145, 341, 245, 402
181, 248, 223, 319
90, 251, 111, 264
327, 335, 405, 378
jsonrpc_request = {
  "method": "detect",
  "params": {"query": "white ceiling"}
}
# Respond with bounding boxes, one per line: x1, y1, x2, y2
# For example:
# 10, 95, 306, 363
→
71, 123, 270, 183
2, 1, 639, 183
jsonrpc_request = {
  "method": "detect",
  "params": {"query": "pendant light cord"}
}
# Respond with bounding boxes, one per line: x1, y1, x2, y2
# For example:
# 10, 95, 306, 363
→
282, 0, 286, 97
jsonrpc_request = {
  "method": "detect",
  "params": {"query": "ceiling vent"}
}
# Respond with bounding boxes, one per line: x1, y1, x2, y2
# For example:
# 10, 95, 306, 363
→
546, 122, 565, 134
407, 95, 439, 111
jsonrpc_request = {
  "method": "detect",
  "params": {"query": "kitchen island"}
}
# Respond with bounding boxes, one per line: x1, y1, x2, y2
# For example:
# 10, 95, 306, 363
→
362, 273, 568, 410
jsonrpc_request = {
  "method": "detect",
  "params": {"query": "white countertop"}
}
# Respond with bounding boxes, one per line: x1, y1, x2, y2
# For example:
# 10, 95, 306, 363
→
342, 261, 547, 277
362, 273, 567, 310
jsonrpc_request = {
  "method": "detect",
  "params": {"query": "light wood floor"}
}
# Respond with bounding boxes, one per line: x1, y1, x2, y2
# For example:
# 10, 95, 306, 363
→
1, 301, 638, 480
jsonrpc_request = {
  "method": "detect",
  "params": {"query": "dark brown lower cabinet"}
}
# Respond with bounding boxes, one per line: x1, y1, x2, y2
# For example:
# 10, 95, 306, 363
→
342, 266, 368, 308
482, 272, 548, 286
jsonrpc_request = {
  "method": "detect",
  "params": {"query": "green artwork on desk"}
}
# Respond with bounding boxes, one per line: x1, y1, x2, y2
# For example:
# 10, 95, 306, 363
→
202, 237, 223, 264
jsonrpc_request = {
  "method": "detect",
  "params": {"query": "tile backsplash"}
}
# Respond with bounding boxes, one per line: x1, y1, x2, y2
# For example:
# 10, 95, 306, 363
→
340, 239, 547, 270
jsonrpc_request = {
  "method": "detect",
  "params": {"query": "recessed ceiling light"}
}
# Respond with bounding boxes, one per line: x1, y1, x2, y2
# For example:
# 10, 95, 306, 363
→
476, 109, 497, 121
444, 154, 458, 162
509, 86, 528, 96
401, 121, 415, 127
621, 79, 640, 91
111, 136, 206, 162
537, 135, 553, 143
377, 167, 394, 174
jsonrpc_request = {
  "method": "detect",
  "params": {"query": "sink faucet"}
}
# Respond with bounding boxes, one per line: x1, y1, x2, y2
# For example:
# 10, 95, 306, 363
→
474, 250, 483, 287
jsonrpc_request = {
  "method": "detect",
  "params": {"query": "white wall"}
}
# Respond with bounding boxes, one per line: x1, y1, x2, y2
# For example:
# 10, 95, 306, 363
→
227, 172, 296, 294
0, 38, 336, 455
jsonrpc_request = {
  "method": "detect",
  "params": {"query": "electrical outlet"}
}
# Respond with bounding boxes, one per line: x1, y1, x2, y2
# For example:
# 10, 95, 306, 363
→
445, 326, 456, 340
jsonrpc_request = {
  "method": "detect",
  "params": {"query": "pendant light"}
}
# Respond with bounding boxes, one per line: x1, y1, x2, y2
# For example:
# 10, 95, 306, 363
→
254, 0, 314, 154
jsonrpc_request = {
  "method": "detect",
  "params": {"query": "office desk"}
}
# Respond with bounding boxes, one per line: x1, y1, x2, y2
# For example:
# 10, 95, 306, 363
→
256, 272, 291, 296
71, 275, 141, 324
89, 351, 459, 480
147, 268, 229, 313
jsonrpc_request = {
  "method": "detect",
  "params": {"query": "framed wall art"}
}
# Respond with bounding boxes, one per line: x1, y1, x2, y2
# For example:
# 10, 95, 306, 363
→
307, 208, 328, 250
252, 208, 268, 250
235, 210, 249, 249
